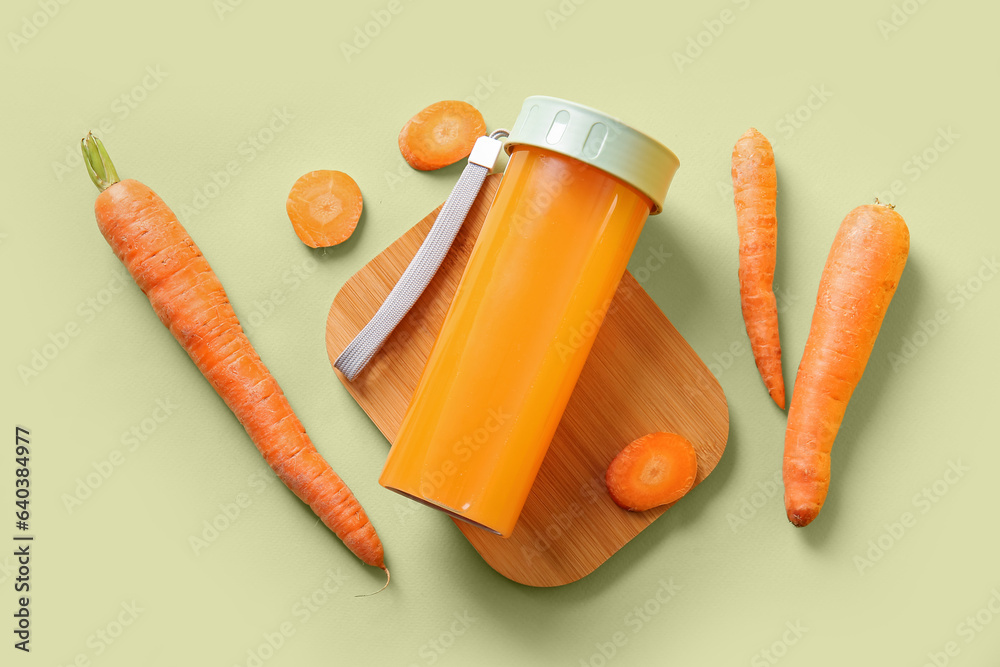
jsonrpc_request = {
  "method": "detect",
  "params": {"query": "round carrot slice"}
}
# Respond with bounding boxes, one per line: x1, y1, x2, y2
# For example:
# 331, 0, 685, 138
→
605, 432, 699, 512
285, 170, 363, 248
398, 100, 487, 171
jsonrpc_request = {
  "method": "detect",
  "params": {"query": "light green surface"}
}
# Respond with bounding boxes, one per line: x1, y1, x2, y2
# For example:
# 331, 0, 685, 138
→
2, 1, 998, 665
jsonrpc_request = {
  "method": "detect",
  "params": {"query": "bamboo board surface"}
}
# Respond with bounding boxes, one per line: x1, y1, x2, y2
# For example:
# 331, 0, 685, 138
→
326, 174, 728, 586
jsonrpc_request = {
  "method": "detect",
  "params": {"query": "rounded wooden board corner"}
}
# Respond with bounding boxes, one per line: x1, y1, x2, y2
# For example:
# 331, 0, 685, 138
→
326, 174, 729, 587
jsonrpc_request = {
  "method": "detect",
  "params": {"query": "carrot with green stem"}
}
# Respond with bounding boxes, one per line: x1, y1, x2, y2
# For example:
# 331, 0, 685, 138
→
732, 128, 786, 409
81, 133, 388, 589
784, 202, 909, 527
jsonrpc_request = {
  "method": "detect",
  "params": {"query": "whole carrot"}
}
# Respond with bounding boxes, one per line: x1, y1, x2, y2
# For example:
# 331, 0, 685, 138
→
784, 203, 909, 527
81, 134, 387, 584
732, 128, 786, 409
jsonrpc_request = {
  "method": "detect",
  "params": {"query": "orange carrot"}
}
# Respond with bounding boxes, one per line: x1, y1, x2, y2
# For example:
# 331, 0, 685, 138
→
81, 134, 387, 584
398, 100, 486, 171
732, 128, 786, 409
784, 203, 909, 527
286, 170, 363, 248
605, 433, 699, 512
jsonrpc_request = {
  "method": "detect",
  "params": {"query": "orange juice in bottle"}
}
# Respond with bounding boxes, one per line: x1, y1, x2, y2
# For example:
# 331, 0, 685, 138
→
380, 97, 680, 536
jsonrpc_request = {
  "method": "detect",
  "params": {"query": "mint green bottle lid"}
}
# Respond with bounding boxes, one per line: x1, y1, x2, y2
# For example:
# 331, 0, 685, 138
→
504, 96, 680, 214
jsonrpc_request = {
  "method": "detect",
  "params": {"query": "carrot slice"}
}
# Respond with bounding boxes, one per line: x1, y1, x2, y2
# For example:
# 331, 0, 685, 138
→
605, 432, 699, 512
398, 100, 486, 171
286, 170, 363, 248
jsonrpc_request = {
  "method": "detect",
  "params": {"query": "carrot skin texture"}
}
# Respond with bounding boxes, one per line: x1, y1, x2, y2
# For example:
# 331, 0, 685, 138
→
783, 204, 909, 527
94, 179, 384, 568
732, 128, 786, 409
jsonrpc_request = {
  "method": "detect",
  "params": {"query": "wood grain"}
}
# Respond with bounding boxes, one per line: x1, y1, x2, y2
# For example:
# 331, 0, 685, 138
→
326, 173, 728, 586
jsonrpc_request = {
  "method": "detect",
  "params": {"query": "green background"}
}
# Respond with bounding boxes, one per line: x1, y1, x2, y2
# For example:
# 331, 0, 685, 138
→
3, 0, 999, 664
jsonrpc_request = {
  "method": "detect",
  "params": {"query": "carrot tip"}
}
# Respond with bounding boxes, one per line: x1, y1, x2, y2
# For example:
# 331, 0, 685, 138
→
356, 566, 390, 597
786, 506, 817, 527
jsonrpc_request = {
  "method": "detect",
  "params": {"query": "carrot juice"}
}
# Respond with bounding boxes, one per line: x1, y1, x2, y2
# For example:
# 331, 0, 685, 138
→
380, 97, 679, 536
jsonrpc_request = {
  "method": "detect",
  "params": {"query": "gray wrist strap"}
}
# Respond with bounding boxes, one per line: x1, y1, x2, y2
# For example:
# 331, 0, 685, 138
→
335, 131, 507, 381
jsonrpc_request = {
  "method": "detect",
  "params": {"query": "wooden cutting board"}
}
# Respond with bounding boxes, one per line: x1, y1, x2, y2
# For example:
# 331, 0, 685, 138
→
326, 173, 728, 587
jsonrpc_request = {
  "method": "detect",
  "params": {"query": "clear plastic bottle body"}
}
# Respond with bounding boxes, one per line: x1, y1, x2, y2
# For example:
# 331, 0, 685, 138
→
379, 145, 653, 536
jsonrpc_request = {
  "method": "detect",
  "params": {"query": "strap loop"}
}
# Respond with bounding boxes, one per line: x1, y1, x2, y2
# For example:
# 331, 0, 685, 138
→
335, 132, 507, 381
